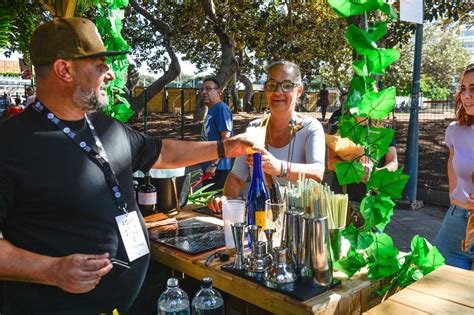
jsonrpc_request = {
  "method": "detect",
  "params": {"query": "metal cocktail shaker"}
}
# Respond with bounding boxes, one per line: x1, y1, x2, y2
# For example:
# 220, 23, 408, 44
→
310, 216, 333, 286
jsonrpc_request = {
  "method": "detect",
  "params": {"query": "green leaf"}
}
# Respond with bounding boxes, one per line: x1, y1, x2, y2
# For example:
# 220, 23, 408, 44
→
358, 231, 375, 250
367, 49, 400, 75
410, 235, 431, 266
352, 59, 368, 77
334, 160, 366, 185
359, 87, 396, 120
367, 168, 410, 199
345, 24, 377, 55
361, 195, 395, 231
367, 233, 399, 259
368, 22, 388, 42
346, 76, 376, 111
398, 267, 424, 287
334, 249, 367, 278
328, 0, 383, 18
368, 255, 401, 279
421, 246, 445, 274
363, 126, 394, 161
342, 224, 359, 248
338, 115, 366, 145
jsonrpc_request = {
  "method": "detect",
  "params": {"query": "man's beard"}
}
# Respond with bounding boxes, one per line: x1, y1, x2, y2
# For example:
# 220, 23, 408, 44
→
72, 84, 108, 112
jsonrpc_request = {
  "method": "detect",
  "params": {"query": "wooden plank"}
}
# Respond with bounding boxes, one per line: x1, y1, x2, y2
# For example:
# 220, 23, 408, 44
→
389, 287, 473, 315
364, 300, 428, 315
407, 265, 474, 308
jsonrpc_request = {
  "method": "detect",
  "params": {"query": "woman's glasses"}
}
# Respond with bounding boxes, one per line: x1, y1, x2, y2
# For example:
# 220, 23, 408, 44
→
265, 80, 299, 92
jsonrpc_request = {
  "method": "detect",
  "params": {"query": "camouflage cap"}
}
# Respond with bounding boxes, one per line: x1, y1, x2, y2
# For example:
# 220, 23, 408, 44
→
30, 17, 128, 66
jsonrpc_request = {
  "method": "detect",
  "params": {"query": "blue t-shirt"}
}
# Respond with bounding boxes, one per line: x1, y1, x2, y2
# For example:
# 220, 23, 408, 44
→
200, 101, 234, 170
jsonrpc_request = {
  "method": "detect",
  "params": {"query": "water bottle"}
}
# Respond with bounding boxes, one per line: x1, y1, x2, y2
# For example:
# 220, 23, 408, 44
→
191, 278, 224, 315
247, 152, 269, 247
157, 278, 190, 315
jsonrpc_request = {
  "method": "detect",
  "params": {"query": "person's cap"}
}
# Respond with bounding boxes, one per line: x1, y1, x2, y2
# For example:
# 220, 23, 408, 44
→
30, 17, 128, 66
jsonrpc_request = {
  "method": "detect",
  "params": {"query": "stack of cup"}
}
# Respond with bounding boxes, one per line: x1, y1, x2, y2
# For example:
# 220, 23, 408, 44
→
222, 200, 246, 249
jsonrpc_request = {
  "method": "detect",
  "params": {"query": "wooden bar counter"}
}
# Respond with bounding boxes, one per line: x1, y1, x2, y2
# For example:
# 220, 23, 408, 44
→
149, 207, 390, 315
365, 265, 474, 315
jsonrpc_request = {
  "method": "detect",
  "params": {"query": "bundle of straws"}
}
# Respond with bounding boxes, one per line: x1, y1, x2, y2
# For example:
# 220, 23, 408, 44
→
285, 174, 348, 229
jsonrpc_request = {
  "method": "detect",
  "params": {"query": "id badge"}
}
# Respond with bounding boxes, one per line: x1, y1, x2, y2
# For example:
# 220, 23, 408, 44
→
115, 211, 150, 262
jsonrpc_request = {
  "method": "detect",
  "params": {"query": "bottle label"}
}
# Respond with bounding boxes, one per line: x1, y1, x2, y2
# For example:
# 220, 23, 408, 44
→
138, 192, 157, 205
255, 211, 267, 230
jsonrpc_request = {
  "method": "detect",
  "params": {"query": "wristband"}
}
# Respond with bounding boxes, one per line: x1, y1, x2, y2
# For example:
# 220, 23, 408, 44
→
278, 161, 288, 178
217, 140, 225, 159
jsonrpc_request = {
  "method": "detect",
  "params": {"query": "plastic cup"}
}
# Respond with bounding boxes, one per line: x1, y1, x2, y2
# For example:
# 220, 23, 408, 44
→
246, 126, 266, 154
222, 200, 246, 249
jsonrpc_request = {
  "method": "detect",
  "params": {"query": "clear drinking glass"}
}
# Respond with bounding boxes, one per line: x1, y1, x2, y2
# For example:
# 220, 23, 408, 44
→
264, 200, 286, 248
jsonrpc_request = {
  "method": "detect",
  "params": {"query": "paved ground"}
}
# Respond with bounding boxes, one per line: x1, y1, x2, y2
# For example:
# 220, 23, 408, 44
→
385, 205, 447, 252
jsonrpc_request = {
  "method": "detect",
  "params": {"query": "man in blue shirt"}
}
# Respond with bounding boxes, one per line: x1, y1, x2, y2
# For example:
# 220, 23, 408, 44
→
200, 77, 234, 190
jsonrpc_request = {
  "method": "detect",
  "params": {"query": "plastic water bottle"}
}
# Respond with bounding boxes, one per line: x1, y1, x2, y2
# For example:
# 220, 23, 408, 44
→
191, 278, 224, 315
157, 278, 190, 315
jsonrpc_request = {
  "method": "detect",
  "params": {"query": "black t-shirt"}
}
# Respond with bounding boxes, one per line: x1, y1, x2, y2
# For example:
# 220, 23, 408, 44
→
0, 106, 161, 313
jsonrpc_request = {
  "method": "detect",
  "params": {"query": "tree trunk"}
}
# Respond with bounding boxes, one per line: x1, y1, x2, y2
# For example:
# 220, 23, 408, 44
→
230, 73, 240, 112
129, 0, 181, 114
194, 0, 238, 121
238, 73, 255, 112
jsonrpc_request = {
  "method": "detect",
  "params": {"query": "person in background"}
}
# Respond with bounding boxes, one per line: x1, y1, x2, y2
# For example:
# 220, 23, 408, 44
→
25, 86, 36, 106
200, 77, 234, 190
435, 63, 474, 270
318, 84, 330, 121
208, 60, 325, 212
327, 91, 347, 134
5, 97, 24, 117
0, 17, 253, 314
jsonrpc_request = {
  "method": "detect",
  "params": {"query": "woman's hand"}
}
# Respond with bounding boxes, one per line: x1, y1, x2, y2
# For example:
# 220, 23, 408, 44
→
360, 155, 374, 183
247, 148, 281, 176
452, 196, 474, 211
208, 196, 227, 213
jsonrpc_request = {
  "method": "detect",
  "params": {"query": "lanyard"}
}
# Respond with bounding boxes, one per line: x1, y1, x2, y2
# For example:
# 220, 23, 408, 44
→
33, 101, 128, 214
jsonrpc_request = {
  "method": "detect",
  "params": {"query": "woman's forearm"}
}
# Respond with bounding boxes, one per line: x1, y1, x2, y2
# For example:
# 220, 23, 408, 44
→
286, 162, 324, 182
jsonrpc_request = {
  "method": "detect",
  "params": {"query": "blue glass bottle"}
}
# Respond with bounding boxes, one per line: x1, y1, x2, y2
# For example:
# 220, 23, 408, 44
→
247, 153, 269, 247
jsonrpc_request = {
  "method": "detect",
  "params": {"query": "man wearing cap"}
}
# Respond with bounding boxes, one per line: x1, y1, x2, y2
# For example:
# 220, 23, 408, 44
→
0, 17, 253, 314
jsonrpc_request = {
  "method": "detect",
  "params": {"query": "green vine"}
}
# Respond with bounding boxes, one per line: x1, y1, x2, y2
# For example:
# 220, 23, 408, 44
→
95, 0, 134, 122
328, 0, 444, 294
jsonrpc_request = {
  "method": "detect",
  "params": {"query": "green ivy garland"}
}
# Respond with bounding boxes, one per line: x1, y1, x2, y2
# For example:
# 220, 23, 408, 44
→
95, 0, 134, 122
327, 0, 444, 294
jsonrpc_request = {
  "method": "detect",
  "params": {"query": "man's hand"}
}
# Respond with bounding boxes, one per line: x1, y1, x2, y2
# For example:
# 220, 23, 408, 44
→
49, 253, 112, 293
223, 134, 256, 157
204, 164, 217, 176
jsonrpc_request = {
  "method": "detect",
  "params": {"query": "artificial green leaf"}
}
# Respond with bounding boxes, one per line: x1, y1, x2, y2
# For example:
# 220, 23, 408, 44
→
361, 195, 395, 231
367, 168, 410, 199
342, 224, 359, 248
398, 267, 424, 287
377, 0, 398, 19
346, 76, 367, 110
352, 59, 368, 77
345, 24, 377, 55
362, 126, 394, 161
359, 87, 396, 120
334, 249, 367, 278
367, 49, 400, 75
367, 233, 399, 259
338, 115, 366, 145
334, 160, 366, 185
368, 22, 388, 42
421, 246, 445, 274
368, 255, 400, 279
328, 0, 383, 18
410, 235, 431, 266
358, 231, 375, 250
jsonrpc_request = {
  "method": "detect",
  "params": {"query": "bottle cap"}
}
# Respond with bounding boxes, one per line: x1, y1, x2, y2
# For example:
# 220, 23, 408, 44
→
167, 278, 179, 287
201, 277, 212, 288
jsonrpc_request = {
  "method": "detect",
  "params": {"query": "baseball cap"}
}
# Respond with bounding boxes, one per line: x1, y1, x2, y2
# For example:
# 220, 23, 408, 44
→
30, 17, 128, 66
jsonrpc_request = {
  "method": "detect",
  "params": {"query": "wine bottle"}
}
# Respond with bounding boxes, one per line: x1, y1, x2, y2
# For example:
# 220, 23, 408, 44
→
247, 153, 269, 247
137, 172, 157, 216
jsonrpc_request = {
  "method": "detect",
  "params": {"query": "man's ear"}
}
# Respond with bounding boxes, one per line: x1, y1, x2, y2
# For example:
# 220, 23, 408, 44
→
52, 59, 75, 83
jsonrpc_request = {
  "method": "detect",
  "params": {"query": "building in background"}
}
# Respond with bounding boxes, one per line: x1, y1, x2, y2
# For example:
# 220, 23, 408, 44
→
459, 25, 474, 63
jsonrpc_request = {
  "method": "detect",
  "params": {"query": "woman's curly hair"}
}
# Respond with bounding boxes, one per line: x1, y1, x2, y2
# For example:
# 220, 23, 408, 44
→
455, 63, 474, 126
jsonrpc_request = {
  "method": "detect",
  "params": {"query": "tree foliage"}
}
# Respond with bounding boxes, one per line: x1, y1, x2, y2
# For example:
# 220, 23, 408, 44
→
385, 23, 470, 99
